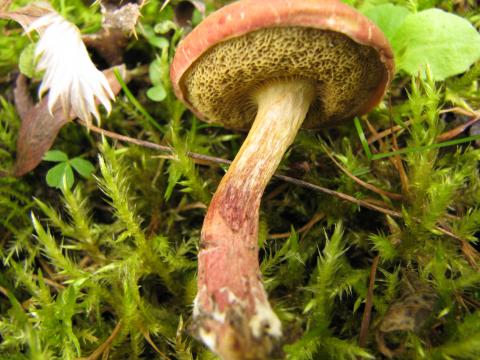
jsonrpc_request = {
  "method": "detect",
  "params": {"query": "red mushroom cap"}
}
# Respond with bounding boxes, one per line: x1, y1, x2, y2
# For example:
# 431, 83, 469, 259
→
171, 0, 394, 129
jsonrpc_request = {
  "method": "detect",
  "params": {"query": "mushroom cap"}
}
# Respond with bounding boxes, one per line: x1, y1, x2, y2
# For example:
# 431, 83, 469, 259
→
171, 0, 394, 130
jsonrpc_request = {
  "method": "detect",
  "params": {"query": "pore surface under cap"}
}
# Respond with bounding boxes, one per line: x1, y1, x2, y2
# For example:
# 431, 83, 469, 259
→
182, 26, 385, 129
171, 0, 394, 130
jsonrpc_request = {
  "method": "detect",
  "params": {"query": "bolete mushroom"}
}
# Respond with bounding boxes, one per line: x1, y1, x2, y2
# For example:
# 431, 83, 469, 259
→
170, 0, 394, 358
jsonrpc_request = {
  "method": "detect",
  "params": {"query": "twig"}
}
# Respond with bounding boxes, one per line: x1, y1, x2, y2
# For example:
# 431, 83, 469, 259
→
268, 212, 325, 240
78, 120, 475, 249
31, 274, 65, 291
437, 115, 480, 142
160, 0, 172, 11
359, 255, 380, 347
439, 107, 479, 117
274, 174, 403, 218
323, 147, 402, 200
38, 258, 57, 279
79, 256, 93, 269
78, 120, 399, 215
0, 285, 9, 298
78, 120, 230, 166
79, 321, 122, 360
367, 121, 411, 145
140, 328, 171, 360
264, 183, 289, 201
388, 100, 410, 195
365, 118, 409, 194
367, 107, 480, 147
460, 240, 480, 270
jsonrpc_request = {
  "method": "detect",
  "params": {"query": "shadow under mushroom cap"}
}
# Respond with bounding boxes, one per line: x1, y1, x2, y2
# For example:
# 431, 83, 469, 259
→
182, 26, 387, 130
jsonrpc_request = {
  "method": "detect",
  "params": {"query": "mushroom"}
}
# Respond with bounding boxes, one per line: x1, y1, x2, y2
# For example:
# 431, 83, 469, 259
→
170, 0, 394, 358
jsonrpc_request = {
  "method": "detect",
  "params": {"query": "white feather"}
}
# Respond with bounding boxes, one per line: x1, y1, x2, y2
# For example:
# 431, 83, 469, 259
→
27, 12, 114, 124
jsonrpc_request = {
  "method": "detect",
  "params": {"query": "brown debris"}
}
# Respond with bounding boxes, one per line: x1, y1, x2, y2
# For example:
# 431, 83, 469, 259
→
13, 74, 70, 176
324, 145, 402, 201
438, 107, 480, 142
0, 2, 52, 31
376, 277, 438, 358
13, 65, 128, 176
359, 255, 380, 347
79, 320, 123, 360
83, 2, 143, 65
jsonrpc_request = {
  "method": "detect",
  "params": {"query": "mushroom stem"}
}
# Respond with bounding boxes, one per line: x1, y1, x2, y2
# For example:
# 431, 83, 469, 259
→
195, 79, 315, 359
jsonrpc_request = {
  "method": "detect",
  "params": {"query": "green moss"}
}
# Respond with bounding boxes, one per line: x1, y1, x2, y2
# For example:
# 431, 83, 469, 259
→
1, 1, 480, 359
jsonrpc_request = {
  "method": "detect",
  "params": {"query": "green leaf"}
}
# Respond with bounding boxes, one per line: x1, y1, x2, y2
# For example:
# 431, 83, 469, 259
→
70, 158, 95, 178
154, 20, 177, 34
18, 43, 37, 78
165, 162, 182, 201
392, 9, 480, 80
150, 36, 170, 50
354, 118, 372, 160
43, 150, 69, 162
149, 57, 164, 85
142, 25, 170, 49
146, 84, 167, 102
363, 4, 410, 41
192, 8, 203, 26
46, 162, 74, 189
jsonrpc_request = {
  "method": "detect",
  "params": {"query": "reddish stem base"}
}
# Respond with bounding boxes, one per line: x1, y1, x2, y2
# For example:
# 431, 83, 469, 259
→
192, 80, 315, 359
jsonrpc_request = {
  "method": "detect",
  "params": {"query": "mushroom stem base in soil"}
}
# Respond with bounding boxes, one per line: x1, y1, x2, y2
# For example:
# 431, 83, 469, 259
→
194, 79, 315, 359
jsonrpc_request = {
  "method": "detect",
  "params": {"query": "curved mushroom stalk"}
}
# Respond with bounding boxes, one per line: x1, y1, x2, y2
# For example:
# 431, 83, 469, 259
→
170, 1, 394, 357
194, 80, 315, 359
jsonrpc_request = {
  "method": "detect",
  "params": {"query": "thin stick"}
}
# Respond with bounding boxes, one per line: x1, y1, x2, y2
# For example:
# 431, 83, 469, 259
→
365, 118, 409, 193
437, 116, 480, 142
359, 255, 380, 347
80, 321, 123, 360
0, 286, 9, 298
439, 107, 479, 117
31, 274, 65, 291
388, 98, 410, 195
268, 212, 325, 240
366, 110, 479, 145
140, 328, 171, 360
78, 120, 475, 248
274, 174, 403, 218
323, 147, 402, 200
367, 121, 411, 145
78, 120, 399, 215
78, 120, 230, 166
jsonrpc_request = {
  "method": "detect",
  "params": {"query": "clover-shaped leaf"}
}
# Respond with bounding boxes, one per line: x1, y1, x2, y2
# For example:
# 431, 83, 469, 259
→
43, 150, 95, 189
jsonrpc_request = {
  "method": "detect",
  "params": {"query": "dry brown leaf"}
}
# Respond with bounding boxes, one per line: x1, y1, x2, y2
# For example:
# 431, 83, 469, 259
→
0, 2, 52, 31
376, 276, 438, 358
13, 65, 128, 176
13, 74, 68, 176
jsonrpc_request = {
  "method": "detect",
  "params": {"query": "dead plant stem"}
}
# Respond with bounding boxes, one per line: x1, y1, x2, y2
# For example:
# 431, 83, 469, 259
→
78, 120, 475, 249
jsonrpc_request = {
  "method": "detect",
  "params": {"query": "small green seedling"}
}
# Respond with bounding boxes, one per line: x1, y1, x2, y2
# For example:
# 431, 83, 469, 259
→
43, 150, 95, 189
143, 19, 183, 103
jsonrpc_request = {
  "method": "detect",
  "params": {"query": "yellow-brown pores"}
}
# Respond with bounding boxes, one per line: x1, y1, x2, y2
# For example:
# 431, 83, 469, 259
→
182, 27, 385, 130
